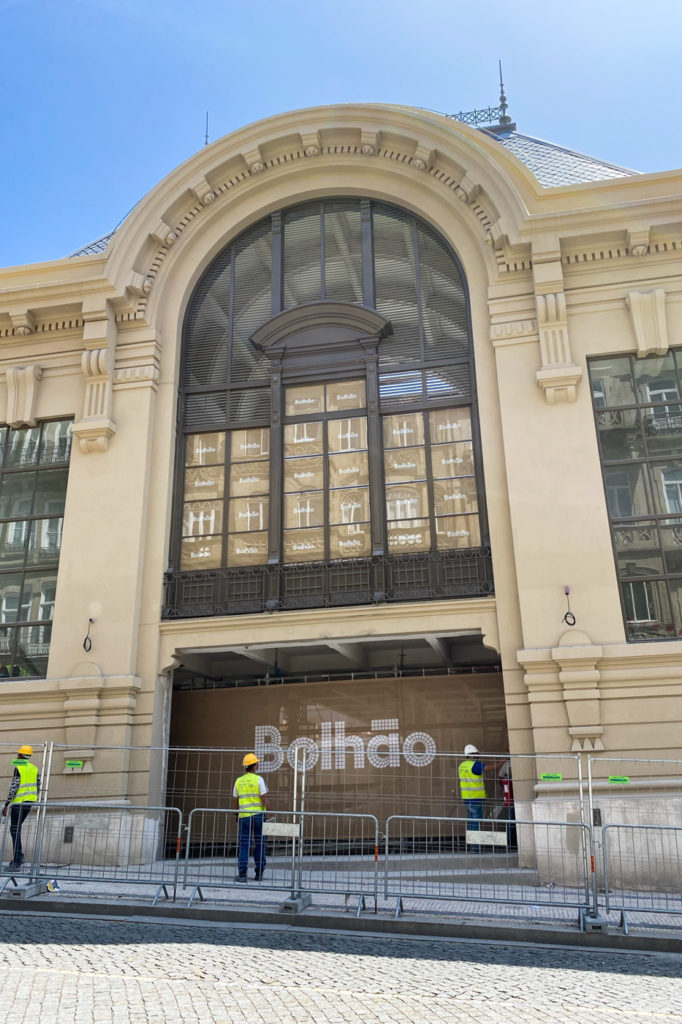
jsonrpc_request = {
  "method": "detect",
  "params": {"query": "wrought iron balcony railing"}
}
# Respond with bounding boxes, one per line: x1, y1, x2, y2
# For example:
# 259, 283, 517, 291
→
162, 547, 494, 619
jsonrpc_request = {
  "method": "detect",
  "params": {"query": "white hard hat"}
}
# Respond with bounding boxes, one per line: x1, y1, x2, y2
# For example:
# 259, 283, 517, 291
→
464, 744, 479, 756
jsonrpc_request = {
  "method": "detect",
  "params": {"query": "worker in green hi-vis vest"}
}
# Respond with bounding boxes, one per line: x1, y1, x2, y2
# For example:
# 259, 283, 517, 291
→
2, 744, 40, 870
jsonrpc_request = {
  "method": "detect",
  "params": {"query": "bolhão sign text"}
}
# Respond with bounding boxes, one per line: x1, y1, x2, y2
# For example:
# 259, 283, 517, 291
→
255, 720, 437, 772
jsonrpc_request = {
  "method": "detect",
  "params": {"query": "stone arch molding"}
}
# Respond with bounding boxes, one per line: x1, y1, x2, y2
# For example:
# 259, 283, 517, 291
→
106, 103, 541, 308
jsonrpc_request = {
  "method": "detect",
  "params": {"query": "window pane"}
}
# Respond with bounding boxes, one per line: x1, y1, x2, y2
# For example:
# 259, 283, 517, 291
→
231, 221, 272, 383
435, 514, 481, 549
229, 496, 269, 533
329, 487, 370, 525
284, 422, 323, 457
284, 456, 323, 492
40, 421, 72, 465
180, 536, 222, 571
27, 518, 63, 564
327, 417, 367, 454
383, 413, 424, 449
231, 428, 269, 461
0, 473, 35, 519
384, 447, 426, 485
184, 467, 224, 502
634, 352, 679, 405
33, 469, 69, 517
666, 579, 682, 637
613, 522, 663, 578
588, 357, 635, 407
182, 501, 223, 537
330, 524, 371, 559
283, 207, 321, 308
284, 492, 324, 529
285, 384, 325, 417
229, 461, 270, 497
15, 624, 51, 677
660, 521, 682, 575
373, 206, 420, 362
642, 404, 682, 458
596, 409, 644, 461
325, 380, 365, 412
622, 580, 673, 639
20, 572, 57, 623
386, 483, 428, 521
0, 427, 6, 468
283, 528, 324, 562
387, 520, 430, 552
431, 441, 474, 479
227, 532, 268, 566
418, 222, 468, 360
5, 427, 40, 468
324, 203, 363, 304
429, 408, 472, 444
328, 452, 368, 489
0, 626, 15, 674
0, 521, 28, 568
604, 464, 652, 517
433, 477, 478, 516
185, 433, 226, 466
649, 463, 682, 514
0, 574, 22, 624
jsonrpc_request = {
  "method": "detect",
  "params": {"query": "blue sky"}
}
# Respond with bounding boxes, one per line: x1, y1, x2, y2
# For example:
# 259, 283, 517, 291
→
0, 0, 679, 268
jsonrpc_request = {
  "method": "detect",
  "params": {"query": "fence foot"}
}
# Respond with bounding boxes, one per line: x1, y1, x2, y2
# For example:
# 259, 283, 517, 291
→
355, 895, 366, 918
152, 884, 170, 907
619, 911, 629, 935
187, 885, 204, 908
0, 875, 19, 896
394, 897, 403, 920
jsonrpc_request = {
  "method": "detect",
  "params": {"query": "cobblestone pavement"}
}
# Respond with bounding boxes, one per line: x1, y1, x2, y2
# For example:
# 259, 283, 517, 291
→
0, 913, 680, 1024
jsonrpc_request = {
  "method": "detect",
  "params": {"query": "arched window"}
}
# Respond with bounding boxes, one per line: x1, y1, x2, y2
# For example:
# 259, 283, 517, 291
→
165, 199, 492, 617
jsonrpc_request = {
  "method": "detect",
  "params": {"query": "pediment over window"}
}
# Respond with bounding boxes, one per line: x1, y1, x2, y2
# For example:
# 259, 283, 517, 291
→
250, 301, 393, 373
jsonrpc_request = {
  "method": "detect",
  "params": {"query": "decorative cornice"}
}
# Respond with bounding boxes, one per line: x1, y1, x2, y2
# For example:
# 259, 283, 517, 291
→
489, 319, 538, 345
113, 364, 161, 390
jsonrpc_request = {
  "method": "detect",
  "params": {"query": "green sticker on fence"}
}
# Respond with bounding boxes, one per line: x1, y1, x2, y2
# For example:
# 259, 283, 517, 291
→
608, 775, 630, 784
65, 759, 84, 768
11, 759, 27, 766
540, 772, 563, 781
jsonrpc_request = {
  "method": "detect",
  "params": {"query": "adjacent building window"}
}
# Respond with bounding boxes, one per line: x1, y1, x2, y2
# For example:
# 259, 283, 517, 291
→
589, 351, 682, 640
0, 420, 71, 677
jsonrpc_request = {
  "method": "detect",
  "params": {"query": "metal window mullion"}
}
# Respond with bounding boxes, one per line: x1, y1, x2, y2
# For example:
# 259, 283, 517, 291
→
320, 204, 326, 301
423, 413, 438, 553
365, 355, 385, 557
361, 201, 375, 308
267, 364, 283, 580
271, 212, 283, 315
323, 417, 330, 562
221, 434, 232, 569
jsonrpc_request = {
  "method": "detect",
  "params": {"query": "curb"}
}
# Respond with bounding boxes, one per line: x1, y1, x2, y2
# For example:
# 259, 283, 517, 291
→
0, 897, 680, 953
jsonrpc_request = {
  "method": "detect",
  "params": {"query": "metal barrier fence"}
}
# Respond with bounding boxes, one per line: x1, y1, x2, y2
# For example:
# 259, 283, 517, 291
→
587, 757, 682, 828
384, 814, 592, 924
1, 803, 183, 904
602, 824, 682, 933
182, 809, 379, 914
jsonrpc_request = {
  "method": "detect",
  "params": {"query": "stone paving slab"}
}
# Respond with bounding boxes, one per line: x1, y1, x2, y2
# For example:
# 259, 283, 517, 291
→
0, 911, 681, 1023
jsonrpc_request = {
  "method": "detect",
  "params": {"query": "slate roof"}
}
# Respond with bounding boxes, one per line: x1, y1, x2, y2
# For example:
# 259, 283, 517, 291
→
490, 130, 638, 187
67, 127, 639, 258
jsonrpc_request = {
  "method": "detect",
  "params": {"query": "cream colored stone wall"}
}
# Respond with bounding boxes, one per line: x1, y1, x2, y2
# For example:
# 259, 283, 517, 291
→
0, 104, 681, 808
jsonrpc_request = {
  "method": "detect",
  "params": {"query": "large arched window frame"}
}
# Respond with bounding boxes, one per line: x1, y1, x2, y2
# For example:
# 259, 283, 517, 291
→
164, 198, 493, 617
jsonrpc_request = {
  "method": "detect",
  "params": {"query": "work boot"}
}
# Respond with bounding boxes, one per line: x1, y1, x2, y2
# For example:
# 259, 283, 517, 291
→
254, 870, 264, 881
234, 873, 247, 883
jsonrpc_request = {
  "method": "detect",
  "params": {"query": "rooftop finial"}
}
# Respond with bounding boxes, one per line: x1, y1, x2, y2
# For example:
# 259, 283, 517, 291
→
204, 111, 210, 147
498, 61, 511, 125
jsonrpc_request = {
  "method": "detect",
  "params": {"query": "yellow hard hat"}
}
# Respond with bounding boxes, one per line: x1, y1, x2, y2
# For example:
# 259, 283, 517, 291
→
17, 745, 33, 757
242, 752, 259, 767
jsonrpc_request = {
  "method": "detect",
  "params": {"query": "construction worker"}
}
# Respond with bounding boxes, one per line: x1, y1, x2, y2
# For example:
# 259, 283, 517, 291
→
457, 744, 504, 853
232, 752, 268, 882
2, 744, 40, 870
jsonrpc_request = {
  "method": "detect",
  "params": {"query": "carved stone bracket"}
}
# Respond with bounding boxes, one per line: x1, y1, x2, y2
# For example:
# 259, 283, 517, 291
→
71, 300, 117, 453
551, 631, 604, 752
5, 364, 42, 426
534, 290, 583, 404
626, 288, 669, 358
9, 311, 35, 337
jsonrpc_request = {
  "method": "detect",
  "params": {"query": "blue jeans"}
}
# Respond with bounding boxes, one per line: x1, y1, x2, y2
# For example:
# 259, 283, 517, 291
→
238, 813, 266, 875
465, 799, 483, 852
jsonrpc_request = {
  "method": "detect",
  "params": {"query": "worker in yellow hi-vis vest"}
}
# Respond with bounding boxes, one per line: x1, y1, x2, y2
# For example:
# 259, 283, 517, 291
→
2, 744, 40, 870
458, 744, 505, 853
232, 753, 269, 882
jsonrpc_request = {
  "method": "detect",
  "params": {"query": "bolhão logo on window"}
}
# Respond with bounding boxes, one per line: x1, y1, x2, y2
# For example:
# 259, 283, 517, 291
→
255, 720, 437, 772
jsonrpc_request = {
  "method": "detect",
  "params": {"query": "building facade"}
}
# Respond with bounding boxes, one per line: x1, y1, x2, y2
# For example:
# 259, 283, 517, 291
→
1, 103, 681, 819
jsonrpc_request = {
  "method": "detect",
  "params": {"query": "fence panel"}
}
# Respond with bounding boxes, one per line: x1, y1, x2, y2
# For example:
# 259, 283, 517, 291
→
0, 803, 182, 903
384, 814, 591, 923
602, 823, 682, 931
